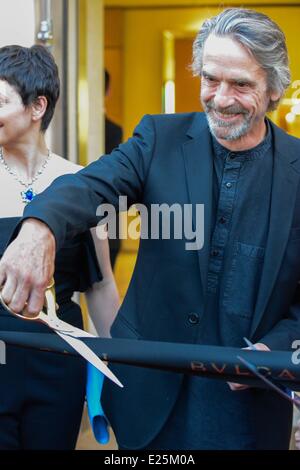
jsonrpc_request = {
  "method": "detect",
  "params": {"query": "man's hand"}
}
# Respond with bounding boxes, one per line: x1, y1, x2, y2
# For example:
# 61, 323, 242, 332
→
0, 219, 55, 315
295, 418, 300, 450
228, 342, 270, 391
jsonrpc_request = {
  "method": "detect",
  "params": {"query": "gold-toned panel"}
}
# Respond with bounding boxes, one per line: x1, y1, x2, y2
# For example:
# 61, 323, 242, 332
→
105, 48, 123, 126
175, 37, 202, 113
104, 9, 124, 127
105, 0, 300, 7
105, 8, 124, 47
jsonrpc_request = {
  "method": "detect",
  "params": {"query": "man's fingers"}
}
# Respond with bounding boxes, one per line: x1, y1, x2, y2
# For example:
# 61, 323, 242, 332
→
227, 382, 250, 391
0, 275, 17, 306
227, 344, 270, 392
26, 285, 48, 315
8, 280, 32, 315
295, 433, 300, 450
295, 420, 300, 450
0, 266, 6, 288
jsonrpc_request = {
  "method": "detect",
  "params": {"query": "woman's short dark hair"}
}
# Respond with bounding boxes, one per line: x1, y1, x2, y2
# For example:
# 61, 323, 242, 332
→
0, 45, 60, 131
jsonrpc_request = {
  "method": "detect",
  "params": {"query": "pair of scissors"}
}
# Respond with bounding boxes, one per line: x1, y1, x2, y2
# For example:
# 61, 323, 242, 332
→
237, 337, 300, 409
0, 279, 123, 388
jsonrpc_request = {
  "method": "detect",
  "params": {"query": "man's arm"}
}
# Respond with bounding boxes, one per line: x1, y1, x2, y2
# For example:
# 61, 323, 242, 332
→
0, 115, 155, 314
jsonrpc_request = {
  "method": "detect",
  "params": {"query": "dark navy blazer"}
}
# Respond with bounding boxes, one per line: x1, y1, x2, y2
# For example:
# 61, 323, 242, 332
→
23, 113, 300, 448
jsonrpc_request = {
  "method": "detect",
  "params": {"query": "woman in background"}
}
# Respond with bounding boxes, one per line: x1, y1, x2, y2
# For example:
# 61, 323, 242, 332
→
0, 44, 119, 449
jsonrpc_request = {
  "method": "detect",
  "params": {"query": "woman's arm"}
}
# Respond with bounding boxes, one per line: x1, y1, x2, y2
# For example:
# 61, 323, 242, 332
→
85, 228, 120, 338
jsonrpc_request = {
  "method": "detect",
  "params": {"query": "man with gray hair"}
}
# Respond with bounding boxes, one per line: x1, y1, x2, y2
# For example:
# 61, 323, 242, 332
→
0, 8, 300, 449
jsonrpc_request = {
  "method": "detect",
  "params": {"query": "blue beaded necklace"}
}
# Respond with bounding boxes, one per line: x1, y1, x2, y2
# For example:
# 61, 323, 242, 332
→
0, 147, 51, 204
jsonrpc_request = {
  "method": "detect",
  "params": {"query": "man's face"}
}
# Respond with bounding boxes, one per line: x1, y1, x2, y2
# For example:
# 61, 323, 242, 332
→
200, 34, 280, 145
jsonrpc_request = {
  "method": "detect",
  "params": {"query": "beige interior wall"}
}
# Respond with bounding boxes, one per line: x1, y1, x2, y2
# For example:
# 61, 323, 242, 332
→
0, 0, 35, 47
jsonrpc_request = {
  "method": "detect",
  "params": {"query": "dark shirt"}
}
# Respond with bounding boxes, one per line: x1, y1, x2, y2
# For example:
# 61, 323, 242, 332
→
203, 123, 273, 347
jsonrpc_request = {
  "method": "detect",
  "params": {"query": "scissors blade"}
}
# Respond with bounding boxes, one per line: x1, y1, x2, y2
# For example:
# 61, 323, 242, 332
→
237, 354, 300, 409
56, 331, 123, 388
243, 336, 300, 408
48, 318, 96, 338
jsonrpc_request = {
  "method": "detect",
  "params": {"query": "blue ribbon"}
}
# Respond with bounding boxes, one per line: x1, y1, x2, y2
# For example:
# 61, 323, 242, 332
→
86, 363, 109, 444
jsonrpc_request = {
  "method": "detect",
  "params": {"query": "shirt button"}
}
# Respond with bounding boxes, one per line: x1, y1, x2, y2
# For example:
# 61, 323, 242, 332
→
188, 313, 199, 325
219, 217, 226, 224
211, 249, 219, 257
225, 182, 232, 188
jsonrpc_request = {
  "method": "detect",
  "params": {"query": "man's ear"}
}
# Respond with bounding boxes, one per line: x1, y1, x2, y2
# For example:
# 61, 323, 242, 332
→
270, 89, 281, 103
31, 96, 48, 122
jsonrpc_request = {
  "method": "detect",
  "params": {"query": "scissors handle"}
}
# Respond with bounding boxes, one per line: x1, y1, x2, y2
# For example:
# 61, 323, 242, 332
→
44, 279, 58, 321
0, 277, 57, 321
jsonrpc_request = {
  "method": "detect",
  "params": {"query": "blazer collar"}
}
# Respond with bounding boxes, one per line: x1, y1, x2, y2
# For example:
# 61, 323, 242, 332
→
182, 113, 213, 294
186, 112, 208, 139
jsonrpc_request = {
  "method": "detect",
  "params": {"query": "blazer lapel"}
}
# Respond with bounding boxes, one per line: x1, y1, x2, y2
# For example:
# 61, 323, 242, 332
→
182, 114, 213, 294
250, 122, 300, 337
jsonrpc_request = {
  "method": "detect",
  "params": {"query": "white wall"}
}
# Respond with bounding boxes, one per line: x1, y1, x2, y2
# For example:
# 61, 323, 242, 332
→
0, 0, 35, 47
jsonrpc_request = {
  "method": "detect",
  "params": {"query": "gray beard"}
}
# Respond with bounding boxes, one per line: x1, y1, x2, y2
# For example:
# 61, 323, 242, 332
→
205, 110, 252, 141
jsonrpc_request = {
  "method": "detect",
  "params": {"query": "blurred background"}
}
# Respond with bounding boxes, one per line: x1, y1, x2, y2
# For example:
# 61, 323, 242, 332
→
1, 0, 300, 449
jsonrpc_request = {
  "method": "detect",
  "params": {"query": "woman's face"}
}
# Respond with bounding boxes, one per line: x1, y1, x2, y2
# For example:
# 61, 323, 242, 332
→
0, 79, 33, 146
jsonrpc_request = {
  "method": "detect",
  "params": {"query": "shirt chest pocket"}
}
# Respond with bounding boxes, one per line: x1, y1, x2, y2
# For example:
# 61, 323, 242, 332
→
222, 242, 265, 319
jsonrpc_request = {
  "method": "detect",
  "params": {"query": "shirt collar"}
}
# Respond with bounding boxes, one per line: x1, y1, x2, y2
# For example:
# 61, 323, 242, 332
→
212, 120, 272, 162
